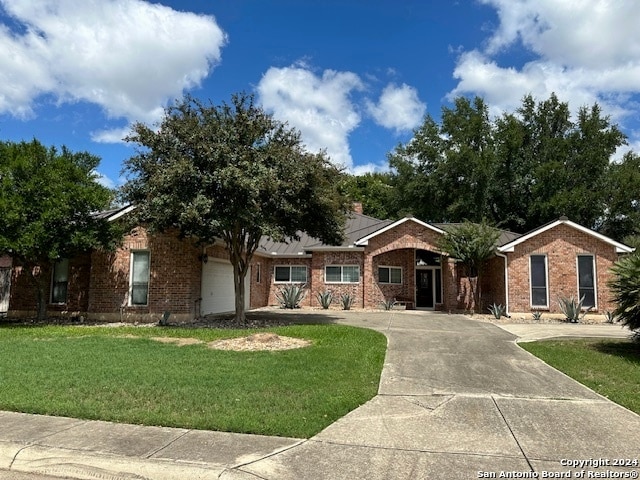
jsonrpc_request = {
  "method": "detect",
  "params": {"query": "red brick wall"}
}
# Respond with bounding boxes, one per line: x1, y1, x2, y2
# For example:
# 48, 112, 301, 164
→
506, 224, 619, 313
310, 251, 365, 308
8, 254, 92, 316
363, 220, 458, 310
249, 256, 270, 308
88, 228, 201, 322
264, 257, 314, 307
369, 249, 414, 306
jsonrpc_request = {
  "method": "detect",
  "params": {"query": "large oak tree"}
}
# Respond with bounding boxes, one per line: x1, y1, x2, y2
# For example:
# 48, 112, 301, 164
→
0, 140, 117, 320
121, 93, 350, 324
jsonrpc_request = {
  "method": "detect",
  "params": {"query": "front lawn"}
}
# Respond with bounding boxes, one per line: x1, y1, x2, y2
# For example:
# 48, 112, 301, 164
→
0, 324, 386, 438
520, 338, 640, 414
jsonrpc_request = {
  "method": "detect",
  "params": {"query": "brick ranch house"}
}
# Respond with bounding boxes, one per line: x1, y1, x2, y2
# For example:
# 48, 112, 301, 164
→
0, 204, 634, 322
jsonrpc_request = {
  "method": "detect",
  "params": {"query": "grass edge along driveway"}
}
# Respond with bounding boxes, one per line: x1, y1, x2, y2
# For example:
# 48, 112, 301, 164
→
0, 323, 387, 439
520, 337, 640, 415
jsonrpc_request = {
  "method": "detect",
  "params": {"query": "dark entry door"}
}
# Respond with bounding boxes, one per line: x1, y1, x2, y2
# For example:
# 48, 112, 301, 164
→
416, 270, 434, 308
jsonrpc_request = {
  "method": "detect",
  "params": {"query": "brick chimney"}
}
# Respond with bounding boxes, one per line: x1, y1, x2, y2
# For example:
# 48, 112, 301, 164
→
352, 202, 363, 214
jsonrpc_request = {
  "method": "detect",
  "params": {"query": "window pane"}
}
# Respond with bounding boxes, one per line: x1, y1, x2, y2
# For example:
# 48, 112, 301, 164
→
132, 252, 149, 283
325, 266, 341, 282
580, 289, 595, 308
435, 269, 442, 304
51, 259, 69, 303
390, 268, 402, 284
131, 285, 148, 306
532, 288, 547, 307
53, 259, 69, 282
378, 267, 390, 283
343, 266, 359, 283
578, 256, 594, 288
274, 266, 290, 282
131, 252, 149, 305
291, 266, 307, 283
530, 256, 546, 288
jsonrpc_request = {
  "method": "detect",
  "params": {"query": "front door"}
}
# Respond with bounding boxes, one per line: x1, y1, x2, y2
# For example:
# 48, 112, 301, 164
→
416, 269, 434, 308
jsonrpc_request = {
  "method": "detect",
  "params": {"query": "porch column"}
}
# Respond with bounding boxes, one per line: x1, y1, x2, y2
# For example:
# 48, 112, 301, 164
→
363, 253, 373, 308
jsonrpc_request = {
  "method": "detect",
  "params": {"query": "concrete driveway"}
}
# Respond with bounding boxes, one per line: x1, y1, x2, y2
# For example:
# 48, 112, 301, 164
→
231, 311, 640, 479
1, 311, 638, 479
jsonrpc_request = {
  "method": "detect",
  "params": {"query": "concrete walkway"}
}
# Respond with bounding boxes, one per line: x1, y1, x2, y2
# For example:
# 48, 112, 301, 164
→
1, 312, 638, 479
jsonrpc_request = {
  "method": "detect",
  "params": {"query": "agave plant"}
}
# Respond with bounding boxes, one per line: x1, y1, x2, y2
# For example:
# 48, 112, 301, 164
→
276, 284, 307, 309
531, 311, 543, 322
381, 298, 397, 311
487, 303, 506, 319
316, 290, 333, 309
340, 293, 355, 310
604, 310, 617, 324
558, 295, 592, 323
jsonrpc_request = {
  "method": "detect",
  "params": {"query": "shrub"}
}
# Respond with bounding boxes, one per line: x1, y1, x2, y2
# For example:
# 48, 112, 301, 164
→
531, 311, 543, 322
558, 295, 592, 323
609, 253, 640, 332
316, 290, 333, 309
276, 284, 306, 309
604, 311, 617, 324
487, 303, 506, 319
381, 299, 397, 311
340, 293, 355, 310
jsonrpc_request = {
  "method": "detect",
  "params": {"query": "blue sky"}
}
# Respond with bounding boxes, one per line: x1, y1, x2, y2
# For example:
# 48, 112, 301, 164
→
1, 0, 639, 188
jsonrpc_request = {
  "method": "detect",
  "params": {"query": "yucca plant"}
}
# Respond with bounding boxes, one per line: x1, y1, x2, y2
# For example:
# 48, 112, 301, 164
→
487, 303, 506, 319
381, 298, 397, 311
609, 253, 640, 332
558, 295, 592, 323
531, 311, 543, 322
340, 293, 355, 310
316, 290, 333, 309
276, 284, 307, 309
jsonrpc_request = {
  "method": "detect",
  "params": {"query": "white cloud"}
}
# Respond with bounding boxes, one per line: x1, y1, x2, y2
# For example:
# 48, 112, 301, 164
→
0, 0, 226, 125
93, 170, 116, 189
257, 64, 364, 169
91, 126, 133, 144
450, 0, 640, 128
366, 83, 426, 133
351, 161, 390, 176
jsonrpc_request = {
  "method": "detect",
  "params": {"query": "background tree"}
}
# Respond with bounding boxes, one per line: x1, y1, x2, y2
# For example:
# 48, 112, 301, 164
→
340, 172, 397, 219
609, 252, 640, 333
389, 93, 629, 235
436, 221, 500, 312
0, 140, 117, 321
122, 93, 351, 325
599, 152, 640, 241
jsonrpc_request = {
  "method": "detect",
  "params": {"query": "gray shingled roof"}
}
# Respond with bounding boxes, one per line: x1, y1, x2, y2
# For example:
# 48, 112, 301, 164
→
431, 223, 522, 248
256, 213, 393, 256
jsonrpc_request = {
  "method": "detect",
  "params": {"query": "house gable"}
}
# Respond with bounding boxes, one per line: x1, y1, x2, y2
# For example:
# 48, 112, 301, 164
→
502, 221, 628, 313
355, 217, 445, 249
498, 218, 634, 254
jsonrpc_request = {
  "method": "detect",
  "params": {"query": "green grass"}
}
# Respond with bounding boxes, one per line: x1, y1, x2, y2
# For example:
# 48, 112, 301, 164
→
521, 338, 640, 414
0, 324, 386, 438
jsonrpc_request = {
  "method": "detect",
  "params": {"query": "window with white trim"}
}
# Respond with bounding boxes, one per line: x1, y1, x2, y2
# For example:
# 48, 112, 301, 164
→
274, 265, 307, 283
325, 265, 360, 283
51, 259, 69, 304
530, 255, 548, 308
378, 266, 402, 284
130, 251, 150, 306
577, 255, 596, 308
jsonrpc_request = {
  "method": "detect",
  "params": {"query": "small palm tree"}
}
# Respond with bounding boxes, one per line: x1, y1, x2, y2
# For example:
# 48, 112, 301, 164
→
609, 253, 640, 332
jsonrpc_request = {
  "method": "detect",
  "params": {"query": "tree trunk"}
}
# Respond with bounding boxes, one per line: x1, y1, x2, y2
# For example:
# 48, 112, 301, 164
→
233, 262, 246, 326
24, 261, 48, 321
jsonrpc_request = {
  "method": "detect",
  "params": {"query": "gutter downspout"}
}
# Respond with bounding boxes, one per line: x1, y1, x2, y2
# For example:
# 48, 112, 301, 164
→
496, 252, 510, 317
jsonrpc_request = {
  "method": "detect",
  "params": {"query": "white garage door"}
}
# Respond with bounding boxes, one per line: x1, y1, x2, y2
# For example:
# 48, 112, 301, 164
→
200, 260, 249, 316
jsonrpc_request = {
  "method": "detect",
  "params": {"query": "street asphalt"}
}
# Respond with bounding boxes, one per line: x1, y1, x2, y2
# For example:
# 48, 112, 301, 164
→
0, 311, 638, 479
